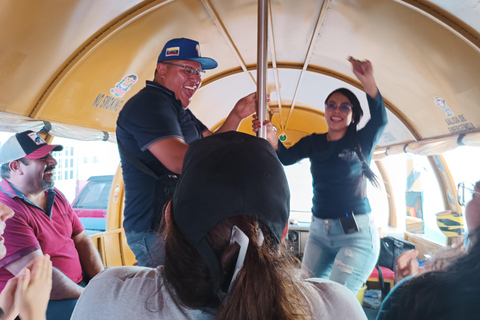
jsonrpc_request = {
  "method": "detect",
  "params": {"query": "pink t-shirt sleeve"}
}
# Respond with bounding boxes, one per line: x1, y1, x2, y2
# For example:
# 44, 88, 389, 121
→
0, 212, 40, 268
71, 207, 85, 237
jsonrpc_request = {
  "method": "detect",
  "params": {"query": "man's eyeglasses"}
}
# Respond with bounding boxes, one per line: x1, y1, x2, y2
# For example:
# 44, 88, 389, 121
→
457, 181, 480, 206
325, 102, 353, 113
163, 62, 205, 78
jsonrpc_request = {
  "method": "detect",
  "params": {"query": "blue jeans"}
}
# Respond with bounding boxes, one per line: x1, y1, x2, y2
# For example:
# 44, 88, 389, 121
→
47, 299, 78, 320
301, 214, 379, 294
125, 230, 165, 267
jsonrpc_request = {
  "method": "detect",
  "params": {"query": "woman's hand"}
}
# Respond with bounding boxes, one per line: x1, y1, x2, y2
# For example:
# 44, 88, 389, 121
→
217, 92, 259, 133
232, 92, 257, 120
348, 56, 378, 98
394, 249, 419, 284
15, 255, 52, 320
0, 277, 20, 320
252, 115, 279, 150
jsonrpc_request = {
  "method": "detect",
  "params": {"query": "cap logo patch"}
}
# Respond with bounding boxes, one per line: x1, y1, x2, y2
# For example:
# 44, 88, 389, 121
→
166, 47, 180, 56
27, 132, 46, 145
196, 44, 201, 57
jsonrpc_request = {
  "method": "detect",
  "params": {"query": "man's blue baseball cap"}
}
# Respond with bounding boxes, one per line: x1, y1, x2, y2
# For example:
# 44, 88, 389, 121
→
157, 38, 218, 70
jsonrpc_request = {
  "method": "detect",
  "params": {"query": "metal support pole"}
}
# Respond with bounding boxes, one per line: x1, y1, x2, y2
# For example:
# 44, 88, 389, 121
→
256, 0, 268, 139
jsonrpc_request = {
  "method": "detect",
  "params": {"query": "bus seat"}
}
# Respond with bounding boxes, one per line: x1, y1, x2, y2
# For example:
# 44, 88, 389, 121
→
102, 231, 123, 267
89, 232, 106, 265
120, 228, 137, 266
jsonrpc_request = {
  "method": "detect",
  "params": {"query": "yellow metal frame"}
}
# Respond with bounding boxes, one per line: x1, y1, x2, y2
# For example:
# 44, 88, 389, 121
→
89, 164, 137, 267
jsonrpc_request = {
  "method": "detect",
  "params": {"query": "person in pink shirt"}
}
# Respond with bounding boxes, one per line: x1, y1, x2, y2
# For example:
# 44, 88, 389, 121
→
0, 202, 52, 320
0, 131, 104, 320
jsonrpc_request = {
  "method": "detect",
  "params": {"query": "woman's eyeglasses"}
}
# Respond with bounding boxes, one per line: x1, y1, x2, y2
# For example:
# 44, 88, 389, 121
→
163, 62, 205, 78
457, 181, 480, 206
325, 102, 352, 113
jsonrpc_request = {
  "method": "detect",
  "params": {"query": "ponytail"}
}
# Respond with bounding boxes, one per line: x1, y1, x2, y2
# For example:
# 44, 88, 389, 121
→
215, 218, 313, 320
164, 215, 314, 320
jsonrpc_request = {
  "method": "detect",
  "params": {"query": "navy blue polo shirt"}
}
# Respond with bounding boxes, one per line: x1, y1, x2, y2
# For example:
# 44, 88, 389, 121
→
116, 81, 207, 232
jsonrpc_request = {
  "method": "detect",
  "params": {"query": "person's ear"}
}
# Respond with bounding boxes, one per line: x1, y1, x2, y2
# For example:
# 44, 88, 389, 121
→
9, 160, 22, 174
156, 62, 167, 77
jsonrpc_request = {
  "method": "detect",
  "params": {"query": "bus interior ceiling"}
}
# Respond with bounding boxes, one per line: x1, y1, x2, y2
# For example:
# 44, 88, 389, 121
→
0, 0, 479, 265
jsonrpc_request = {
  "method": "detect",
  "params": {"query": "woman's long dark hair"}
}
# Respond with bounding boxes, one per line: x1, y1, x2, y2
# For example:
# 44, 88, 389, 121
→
163, 214, 315, 320
325, 88, 379, 187
382, 227, 480, 320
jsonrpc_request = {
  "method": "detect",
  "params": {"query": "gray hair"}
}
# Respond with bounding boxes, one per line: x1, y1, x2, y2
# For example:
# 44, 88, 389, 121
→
0, 158, 29, 179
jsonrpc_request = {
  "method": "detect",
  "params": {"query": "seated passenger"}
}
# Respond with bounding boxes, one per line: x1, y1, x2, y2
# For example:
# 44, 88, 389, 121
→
0, 202, 52, 320
377, 180, 480, 320
0, 131, 104, 320
71, 131, 367, 320
464, 180, 480, 248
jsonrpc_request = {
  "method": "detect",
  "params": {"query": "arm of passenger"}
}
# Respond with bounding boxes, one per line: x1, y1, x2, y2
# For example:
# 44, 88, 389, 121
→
276, 135, 314, 166
49, 268, 84, 300
14, 255, 52, 320
349, 57, 378, 99
72, 231, 103, 280
0, 277, 20, 320
349, 57, 388, 148
4, 250, 82, 300
147, 137, 190, 174
394, 250, 419, 284
215, 92, 257, 133
252, 117, 313, 164
0, 255, 52, 320
4, 250, 43, 277
358, 92, 388, 150
202, 129, 213, 137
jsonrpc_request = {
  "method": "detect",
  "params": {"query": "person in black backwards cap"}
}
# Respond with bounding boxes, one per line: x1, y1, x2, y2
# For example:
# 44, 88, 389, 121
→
71, 131, 367, 320
116, 38, 257, 267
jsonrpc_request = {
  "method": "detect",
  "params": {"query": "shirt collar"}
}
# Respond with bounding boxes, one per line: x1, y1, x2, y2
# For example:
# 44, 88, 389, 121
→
145, 81, 184, 108
0, 179, 56, 218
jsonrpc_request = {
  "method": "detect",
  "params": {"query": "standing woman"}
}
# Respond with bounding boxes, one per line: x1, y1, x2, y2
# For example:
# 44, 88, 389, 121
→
255, 57, 388, 293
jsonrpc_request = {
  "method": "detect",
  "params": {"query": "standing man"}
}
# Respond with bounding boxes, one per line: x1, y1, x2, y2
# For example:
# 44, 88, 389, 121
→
116, 37, 256, 267
0, 131, 104, 320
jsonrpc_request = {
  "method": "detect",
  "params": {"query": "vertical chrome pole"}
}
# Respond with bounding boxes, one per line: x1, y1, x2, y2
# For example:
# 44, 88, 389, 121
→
256, 0, 268, 139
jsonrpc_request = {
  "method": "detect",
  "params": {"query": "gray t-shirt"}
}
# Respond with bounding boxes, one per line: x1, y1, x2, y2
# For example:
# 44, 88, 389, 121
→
71, 266, 367, 320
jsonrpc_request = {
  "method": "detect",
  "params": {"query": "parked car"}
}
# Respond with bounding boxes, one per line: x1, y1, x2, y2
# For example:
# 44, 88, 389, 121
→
72, 175, 114, 232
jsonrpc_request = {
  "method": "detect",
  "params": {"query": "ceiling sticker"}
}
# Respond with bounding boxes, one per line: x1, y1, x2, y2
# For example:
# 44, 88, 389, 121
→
113, 184, 121, 202
110, 74, 138, 98
434, 97, 453, 117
